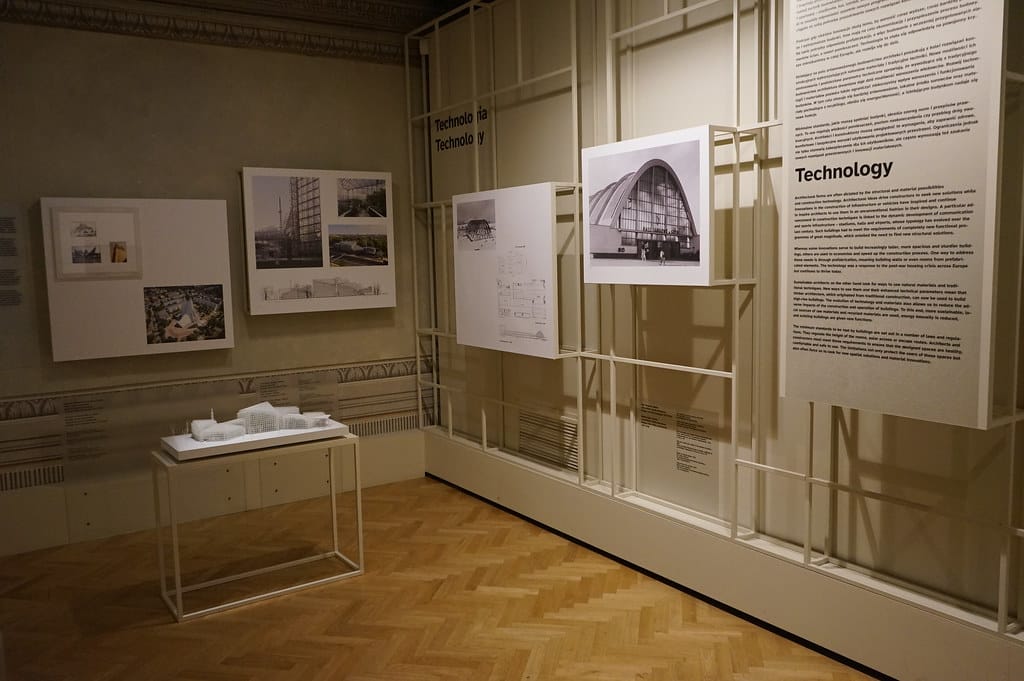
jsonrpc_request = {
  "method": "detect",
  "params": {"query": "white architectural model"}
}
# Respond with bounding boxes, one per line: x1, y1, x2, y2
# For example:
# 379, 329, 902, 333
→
190, 418, 246, 441
190, 402, 333, 442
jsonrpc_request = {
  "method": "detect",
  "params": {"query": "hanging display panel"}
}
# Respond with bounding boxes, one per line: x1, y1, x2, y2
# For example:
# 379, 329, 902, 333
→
582, 125, 713, 287
781, 1, 1005, 429
41, 198, 235, 361
451, 182, 559, 359
241, 167, 395, 315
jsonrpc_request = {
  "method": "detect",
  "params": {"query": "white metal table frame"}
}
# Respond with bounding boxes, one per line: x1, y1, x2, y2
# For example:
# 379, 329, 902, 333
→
150, 433, 363, 622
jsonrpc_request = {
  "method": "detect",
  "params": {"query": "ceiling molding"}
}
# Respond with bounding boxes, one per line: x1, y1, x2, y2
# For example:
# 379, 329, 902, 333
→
0, 0, 456, 63
149, 0, 445, 33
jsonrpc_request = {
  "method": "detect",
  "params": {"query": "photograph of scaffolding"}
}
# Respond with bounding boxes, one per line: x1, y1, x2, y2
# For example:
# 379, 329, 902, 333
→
249, 175, 324, 269
336, 177, 387, 218
455, 198, 497, 251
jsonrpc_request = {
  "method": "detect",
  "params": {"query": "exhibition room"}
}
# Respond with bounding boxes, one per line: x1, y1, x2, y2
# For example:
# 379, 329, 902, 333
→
1, 0, 1023, 679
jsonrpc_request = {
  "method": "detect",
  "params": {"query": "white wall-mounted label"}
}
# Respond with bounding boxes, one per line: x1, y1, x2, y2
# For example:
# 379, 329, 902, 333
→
782, 1, 1004, 429
452, 182, 560, 359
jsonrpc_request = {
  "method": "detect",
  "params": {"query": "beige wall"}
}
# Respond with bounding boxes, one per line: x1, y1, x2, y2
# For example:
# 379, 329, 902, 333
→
0, 22, 415, 398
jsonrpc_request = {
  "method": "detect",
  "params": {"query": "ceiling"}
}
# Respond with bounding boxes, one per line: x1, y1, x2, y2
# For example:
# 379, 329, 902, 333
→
0, 0, 468, 63
150, 0, 466, 34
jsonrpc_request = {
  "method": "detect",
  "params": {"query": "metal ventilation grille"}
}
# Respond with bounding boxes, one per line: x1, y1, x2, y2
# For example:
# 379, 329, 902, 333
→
348, 413, 421, 437
517, 413, 579, 472
0, 463, 64, 493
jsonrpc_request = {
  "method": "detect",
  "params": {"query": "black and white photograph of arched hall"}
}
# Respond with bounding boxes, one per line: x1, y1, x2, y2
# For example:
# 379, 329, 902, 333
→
583, 125, 713, 287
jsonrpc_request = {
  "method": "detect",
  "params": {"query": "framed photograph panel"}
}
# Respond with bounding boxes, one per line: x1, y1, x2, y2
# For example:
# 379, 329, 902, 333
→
40, 197, 235, 361
582, 125, 714, 287
50, 206, 141, 280
242, 167, 395, 315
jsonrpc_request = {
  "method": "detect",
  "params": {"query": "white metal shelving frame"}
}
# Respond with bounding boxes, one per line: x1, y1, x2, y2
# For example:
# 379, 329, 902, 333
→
405, 0, 1024, 646
404, 0, 586, 468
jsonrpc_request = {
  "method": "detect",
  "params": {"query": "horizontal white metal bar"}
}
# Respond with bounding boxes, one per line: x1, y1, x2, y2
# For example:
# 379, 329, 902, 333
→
709, 277, 758, 287
807, 475, 1005, 529
178, 569, 362, 621
578, 351, 733, 379
736, 119, 782, 132
736, 457, 1014, 533
411, 65, 574, 122
416, 328, 457, 338
989, 409, 1024, 428
179, 552, 335, 593
413, 199, 453, 209
407, 0, 482, 38
418, 378, 579, 422
610, 0, 728, 40
734, 458, 806, 481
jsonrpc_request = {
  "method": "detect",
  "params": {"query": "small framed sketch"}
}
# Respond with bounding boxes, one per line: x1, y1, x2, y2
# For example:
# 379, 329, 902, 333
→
50, 206, 142, 280
241, 167, 396, 315
582, 125, 714, 287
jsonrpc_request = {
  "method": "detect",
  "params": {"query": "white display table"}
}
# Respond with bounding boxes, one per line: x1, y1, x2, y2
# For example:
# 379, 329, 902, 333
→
150, 429, 362, 621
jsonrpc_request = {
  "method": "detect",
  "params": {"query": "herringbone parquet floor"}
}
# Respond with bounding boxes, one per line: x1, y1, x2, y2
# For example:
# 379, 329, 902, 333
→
0, 477, 877, 680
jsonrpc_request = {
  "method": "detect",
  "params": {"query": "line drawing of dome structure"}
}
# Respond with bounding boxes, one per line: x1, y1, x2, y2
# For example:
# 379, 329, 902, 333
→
588, 158, 699, 261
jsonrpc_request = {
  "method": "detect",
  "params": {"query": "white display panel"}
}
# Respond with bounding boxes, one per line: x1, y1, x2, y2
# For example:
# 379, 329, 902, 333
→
781, 1, 1004, 429
582, 125, 713, 287
242, 167, 396, 315
452, 182, 559, 359
41, 198, 235, 361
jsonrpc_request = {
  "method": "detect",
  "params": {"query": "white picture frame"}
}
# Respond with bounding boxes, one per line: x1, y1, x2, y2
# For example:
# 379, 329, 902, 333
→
50, 206, 142, 280
241, 167, 396, 315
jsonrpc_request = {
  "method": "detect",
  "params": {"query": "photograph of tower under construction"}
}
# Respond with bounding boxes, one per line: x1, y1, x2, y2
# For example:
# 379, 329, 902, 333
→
251, 175, 324, 269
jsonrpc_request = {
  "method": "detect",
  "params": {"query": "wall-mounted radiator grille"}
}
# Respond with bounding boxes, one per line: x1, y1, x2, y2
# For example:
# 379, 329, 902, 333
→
518, 413, 579, 472
0, 462, 64, 493
349, 412, 421, 437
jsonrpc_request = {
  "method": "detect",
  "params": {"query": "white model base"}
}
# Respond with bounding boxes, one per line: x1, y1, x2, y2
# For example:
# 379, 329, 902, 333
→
161, 420, 350, 461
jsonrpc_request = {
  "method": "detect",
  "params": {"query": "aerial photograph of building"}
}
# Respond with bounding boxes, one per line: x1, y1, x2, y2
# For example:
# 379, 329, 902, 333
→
144, 284, 226, 343
328, 223, 389, 266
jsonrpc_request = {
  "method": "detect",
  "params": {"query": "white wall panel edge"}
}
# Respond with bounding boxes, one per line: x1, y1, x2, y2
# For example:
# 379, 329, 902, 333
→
425, 430, 1018, 681
358, 429, 426, 487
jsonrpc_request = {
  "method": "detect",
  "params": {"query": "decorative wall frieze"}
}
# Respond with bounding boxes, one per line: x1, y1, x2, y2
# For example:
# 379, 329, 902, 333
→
0, 0, 440, 63
0, 356, 433, 422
